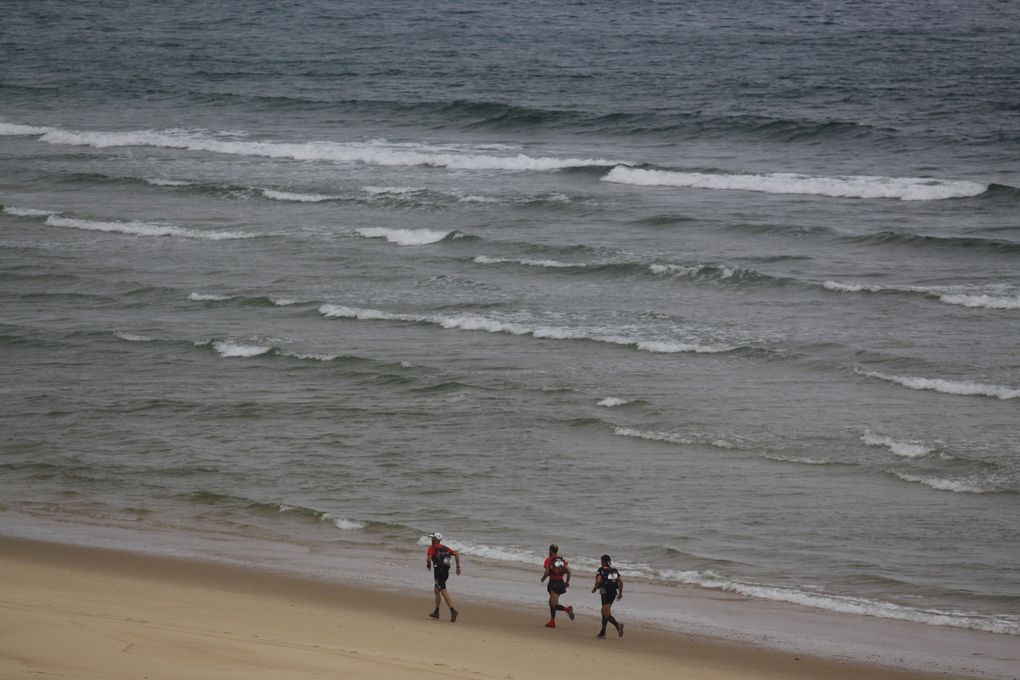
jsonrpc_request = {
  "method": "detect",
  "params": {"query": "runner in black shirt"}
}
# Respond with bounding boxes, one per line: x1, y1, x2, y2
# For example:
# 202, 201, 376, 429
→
592, 554, 624, 638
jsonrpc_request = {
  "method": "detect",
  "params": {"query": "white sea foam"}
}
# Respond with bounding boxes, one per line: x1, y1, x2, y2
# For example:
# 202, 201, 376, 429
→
211, 340, 272, 358
362, 186, 425, 195
615, 427, 752, 451
0, 122, 53, 136
890, 471, 1007, 494
603, 166, 988, 201
649, 263, 742, 280
614, 427, 694, 445
282, 351, 339, 362
857, 369, 1020, 399
823, 280, 883, 293
936, 293, 1020, 310
355, 227, 453, 245
114, 332, 154, 342
271, 298, 298, 306
318, 304, 734, 354
825, 281, 1020, 309
188, 292, 231, 301
762, 455, 834, 465
474, 255, 584, 268
260, 189, 341, 202
650, 263, 702, 276
277, 505, 366, 530
145, 178, 193, 187
44, 215, 252, 240
457, 194, 500, 203
635, 339, 726, 353
659, 569, 1018, 635
597, 397, 633, 407
25, 124, 622, 171
862, 431, 932, 458
320, 513, 367, 530
1, 205, 57, 217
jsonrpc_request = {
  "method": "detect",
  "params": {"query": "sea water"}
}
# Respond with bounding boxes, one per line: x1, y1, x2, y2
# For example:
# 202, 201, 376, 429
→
1, 0, 1018, 674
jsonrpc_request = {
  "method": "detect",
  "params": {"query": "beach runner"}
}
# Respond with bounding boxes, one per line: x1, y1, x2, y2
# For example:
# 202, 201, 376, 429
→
592, 554, 624, 638
426, 532, 461, 622
540, 544, 574, 627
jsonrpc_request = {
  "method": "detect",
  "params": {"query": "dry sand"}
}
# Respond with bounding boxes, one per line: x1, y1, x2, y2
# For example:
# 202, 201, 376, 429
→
0, 536, 962, 680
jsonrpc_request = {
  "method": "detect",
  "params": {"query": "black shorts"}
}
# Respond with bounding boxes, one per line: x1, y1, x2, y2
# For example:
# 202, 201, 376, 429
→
547, 580, 567, 595
600, 589, 618, 605
434, 568, 450, 591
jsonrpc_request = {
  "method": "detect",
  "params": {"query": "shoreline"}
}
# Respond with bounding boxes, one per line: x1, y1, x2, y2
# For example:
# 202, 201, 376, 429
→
0, 535, 1008, 680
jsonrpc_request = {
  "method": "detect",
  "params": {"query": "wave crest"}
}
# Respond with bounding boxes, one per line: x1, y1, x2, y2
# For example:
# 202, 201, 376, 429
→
43, 214, 252, 240
23, 123, 624, 171
355, 227, 460, 246
857, 369, 1020, 400
603, 166, 987, 201
862, 431, 933, 458
319, 305, 735, 354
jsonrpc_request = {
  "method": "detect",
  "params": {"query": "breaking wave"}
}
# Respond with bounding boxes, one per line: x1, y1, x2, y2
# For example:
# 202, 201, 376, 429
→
603, 166, 988, 201
319, 304, 736, 354
660, 569, 1019, 635
113, 332, 154, 343
473, 255, 588, 268
203, 340, 273, 358
613, 427, 746, 451
2, 205, 57, 217
937, 293, 1020, 310
862, 431, 933, 458
5, 122, 623, 171
761, 455, 840, 465
889, 471, 1013, 495
260, 188, 343, 202
355, 227, 465, 246
41, 214, 252, 240
856, 369, 1020, 400
825, 280, 1020, 310
597, 397, 633, 407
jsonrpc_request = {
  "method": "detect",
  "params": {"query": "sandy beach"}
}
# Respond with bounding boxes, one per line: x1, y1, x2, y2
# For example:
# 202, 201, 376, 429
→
0, 537, 968, 680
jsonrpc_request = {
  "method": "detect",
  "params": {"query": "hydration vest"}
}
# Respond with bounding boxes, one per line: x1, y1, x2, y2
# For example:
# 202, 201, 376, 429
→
550, 556, 567, 576
433, 546, 452, 568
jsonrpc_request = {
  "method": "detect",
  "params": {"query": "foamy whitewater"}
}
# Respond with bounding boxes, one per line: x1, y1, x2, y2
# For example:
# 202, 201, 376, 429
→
2, 1, 1018, 676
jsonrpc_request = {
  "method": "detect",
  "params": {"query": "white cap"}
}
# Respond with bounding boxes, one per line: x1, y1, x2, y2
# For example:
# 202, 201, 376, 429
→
431, 532, 443, 542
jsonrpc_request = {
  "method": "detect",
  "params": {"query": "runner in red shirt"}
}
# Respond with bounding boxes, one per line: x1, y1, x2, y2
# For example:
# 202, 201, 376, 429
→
426, 532, 461, 622
539, 543, 574, 628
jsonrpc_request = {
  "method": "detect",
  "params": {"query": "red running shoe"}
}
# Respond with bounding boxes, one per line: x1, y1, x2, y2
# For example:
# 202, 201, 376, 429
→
566, 606, 575, 621
545, 619, 556, 628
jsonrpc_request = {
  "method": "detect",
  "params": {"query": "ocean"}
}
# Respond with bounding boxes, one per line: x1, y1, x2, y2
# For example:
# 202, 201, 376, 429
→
1, 0, 1018, 671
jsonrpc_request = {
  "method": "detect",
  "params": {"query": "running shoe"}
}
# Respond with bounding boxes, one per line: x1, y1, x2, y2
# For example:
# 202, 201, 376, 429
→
545, 620, 556, 628
566, 605, 575, 621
